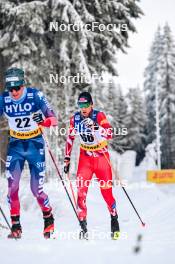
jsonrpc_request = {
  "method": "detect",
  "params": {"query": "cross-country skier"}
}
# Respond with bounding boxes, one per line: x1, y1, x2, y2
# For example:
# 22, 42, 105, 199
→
64, 91, 120, 240
0, 68, 58, 239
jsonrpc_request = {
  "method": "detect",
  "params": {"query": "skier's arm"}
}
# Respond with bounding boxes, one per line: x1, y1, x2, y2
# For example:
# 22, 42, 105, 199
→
0, 96, 4, 117
34, 91, 58, 127
96, 112, 113, 140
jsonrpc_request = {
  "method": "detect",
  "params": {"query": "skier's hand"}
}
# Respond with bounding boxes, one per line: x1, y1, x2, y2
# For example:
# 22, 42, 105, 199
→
64, 156, 70, 174
82, 118, 99, 130
33, 113, 44, 124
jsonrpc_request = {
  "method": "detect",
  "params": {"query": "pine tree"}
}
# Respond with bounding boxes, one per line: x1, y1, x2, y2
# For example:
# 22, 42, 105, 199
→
126, 87, 147, 164
144, 27, 163, 144
101, 79, 129, 153
144, 24, 175, 168
0, 0, 143, 171
159, 23, 175, 168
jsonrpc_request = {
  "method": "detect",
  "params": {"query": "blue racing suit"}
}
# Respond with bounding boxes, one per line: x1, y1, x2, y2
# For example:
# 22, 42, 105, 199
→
0, 87, 57, 216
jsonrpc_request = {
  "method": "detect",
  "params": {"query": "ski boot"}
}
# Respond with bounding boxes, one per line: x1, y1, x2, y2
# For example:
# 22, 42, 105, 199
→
79, 219, 88, 240
8, 215, 22, 239
111, 214, 120, 240
43, 210, 54, 239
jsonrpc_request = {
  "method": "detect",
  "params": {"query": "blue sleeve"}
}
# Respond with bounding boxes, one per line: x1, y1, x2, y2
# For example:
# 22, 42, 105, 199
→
34, 90, 56, 118
0, 96, 4, 117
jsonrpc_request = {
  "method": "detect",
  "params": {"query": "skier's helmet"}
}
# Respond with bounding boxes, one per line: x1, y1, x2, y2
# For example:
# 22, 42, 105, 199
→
5, 67, 25, 89
78, 91, 93, 108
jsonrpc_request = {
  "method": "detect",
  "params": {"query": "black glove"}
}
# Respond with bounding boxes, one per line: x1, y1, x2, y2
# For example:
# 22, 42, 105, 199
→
64, 156, 70, 174
33, 113, 44, 124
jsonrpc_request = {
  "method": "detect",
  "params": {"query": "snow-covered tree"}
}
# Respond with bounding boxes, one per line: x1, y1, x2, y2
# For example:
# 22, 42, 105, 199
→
144, 27, 163, 144
144, 23, 175, 168
159, 24, 175, 168
109, 82, 129, 152
126, 87, 147, 164
0, 0, 143, 172
96, 78, 129, 153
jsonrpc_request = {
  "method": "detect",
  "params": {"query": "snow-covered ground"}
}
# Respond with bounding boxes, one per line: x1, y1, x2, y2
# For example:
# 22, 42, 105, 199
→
0, 173, 175, 264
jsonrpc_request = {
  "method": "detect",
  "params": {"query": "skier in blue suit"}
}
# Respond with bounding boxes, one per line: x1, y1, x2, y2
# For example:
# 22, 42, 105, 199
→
0, 67, 58, 239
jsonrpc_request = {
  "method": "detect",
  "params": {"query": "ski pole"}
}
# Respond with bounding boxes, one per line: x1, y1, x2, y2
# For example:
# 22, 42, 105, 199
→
101, 149, 145, 227
39, 127, 81, 225
92, 130, 146, 227
66, 171, 77, 210
0, 206, 11, 230
121, 187, 145, 227
0, 206, 17, 238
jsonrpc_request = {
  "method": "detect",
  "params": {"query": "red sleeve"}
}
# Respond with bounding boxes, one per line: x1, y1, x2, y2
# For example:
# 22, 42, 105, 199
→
40, 116, 58, 127
65, 116, 76, 157
96, 112, 113, 140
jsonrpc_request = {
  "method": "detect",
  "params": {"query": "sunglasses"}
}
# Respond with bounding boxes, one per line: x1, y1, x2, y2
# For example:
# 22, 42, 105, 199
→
78, 102, 91, 109
8, 86, 22, 92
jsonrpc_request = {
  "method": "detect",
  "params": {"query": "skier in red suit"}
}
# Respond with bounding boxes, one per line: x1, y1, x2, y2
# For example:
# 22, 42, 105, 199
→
64, 92, 120, 240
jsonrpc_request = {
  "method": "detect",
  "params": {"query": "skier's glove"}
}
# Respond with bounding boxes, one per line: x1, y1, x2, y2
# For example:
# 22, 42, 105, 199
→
64, 156, 70, 174
33, 113, 44, 124
82, 118, 99, 130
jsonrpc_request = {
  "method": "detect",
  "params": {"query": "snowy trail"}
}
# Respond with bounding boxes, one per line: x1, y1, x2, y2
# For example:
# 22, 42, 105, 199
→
0, 179, 175, 264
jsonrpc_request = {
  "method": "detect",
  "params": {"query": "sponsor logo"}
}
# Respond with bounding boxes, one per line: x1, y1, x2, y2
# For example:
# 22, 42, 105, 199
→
27, 93, 34, 98
5, 96, 11, 103
75, 115, 80, 121
36, 162, 45, 168
147, 170, 175, 184
38, 176, 44, 194
6, 162, 10, 168
5, 103, 32, 113
79, 97, 88, 103
6, 156, 12, 161
6, 76, 19, 82
80, 140, 107, 151
38, 91, 44, 99
10, 128, 41, 139
40, 149, 44, 155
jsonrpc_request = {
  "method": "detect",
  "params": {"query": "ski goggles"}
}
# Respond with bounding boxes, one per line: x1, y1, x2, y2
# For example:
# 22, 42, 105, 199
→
8, 86, 22, 92
78, 102, 91, 109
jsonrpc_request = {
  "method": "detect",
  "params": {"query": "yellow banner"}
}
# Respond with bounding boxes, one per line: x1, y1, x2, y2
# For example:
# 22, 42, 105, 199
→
147, 170, 175, 184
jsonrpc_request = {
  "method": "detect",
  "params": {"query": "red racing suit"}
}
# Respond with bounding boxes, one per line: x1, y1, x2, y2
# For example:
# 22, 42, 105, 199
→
65, 109, 117, 220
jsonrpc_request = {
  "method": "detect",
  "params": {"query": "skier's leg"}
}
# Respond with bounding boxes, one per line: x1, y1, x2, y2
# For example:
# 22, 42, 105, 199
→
95, 153, 120, 239
6, 142, 25, 217
77, 154, 93, 221
27, 140, 52, 212
27, 139, 54, 238
6, 140, 25, 238
77, 154, 93, 239
95, 153, 117, 214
